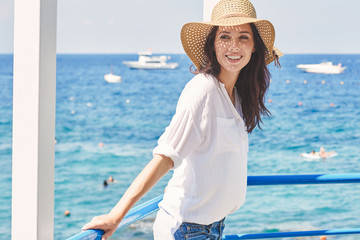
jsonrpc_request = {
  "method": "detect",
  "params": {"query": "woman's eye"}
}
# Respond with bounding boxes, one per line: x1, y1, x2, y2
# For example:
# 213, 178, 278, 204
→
220, 35, 229, 39
240, 35, 249, 40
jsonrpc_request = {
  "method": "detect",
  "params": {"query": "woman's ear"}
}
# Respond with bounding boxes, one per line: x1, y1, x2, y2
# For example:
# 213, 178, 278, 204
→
252, 48, 256, 53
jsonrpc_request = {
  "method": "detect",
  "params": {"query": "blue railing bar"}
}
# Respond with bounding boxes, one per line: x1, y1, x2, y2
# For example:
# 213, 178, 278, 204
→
248, 173, 360, 185
117, 194, 163, 229
66, 195, 163, 240
222, 228, 360, 239
66, 173, 360, 239
66, 229, 104, 240
68, 227, 360, 240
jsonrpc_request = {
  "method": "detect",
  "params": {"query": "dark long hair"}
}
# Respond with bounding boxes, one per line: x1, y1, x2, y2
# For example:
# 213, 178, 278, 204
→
200, 23, 274, 133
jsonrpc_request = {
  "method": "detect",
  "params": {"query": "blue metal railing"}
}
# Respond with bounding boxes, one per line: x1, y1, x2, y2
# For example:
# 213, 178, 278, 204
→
222, 228, 360, 239
67, 173, 360, 240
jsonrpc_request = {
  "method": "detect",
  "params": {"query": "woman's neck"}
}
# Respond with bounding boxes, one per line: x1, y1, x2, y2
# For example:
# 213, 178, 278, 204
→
217, 70, 239, 104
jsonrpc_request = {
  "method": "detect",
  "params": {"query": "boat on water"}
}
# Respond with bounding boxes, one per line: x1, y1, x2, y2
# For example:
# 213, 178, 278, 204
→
122, 51, 179, 70
104, 65, 122, 83
296, 62, 346, 74
104, 73, 122, 83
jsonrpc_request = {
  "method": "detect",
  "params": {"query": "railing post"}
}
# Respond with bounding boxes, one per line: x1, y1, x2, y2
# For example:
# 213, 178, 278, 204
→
12, 0, 57, 239
203, 0, 219, 21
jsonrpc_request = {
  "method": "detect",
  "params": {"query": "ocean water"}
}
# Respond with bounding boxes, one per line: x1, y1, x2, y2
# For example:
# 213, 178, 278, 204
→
0, 53, 359, 240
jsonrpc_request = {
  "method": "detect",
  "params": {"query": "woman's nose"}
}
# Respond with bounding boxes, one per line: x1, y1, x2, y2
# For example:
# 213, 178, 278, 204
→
230, 39, 240, 51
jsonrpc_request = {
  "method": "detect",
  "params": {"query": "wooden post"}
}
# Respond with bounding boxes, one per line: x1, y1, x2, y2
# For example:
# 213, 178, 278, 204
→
12, 0, 57, 239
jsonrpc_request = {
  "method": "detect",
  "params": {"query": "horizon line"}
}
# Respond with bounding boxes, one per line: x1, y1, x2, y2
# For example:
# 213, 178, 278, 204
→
1, 52, 360, 55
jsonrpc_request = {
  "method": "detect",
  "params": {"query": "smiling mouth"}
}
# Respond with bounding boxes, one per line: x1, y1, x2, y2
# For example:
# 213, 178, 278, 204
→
226, 55, 242, 60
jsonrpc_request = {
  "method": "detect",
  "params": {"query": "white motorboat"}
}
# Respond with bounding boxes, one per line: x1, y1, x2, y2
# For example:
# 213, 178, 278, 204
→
296, 62, 346, 74
123, 51, 179, 70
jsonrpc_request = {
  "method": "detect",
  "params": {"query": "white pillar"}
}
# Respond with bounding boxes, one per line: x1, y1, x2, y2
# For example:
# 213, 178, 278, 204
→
12, 0, 57, 239
203, 0, 219, 21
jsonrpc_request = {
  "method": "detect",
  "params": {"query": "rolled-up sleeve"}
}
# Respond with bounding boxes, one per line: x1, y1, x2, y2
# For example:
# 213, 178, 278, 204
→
153, 106, 204, 169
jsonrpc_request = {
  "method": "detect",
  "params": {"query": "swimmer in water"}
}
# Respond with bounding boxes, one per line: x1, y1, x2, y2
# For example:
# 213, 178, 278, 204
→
301, 147, 335, 159
319, 146, 335, 159
107, 176, 116, 183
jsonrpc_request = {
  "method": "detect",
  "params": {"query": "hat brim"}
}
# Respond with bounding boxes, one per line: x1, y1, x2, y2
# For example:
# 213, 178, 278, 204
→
181, 17, 283, 70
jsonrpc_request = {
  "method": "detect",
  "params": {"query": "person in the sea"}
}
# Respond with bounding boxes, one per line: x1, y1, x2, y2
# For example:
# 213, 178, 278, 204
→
82, 0, 282, 239
103, 180, 108, 187
300, 147, 336, 159
319, 146, 336, 159
103, 176, 116, 187
107, 176, 116, 183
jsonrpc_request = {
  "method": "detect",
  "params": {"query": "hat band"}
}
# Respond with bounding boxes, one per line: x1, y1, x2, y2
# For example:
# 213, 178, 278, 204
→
215, 13, 252, 21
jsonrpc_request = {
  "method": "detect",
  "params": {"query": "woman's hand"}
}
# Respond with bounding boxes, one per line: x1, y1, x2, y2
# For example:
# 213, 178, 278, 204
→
82, 214, 120, 240
81, 154, 173, 240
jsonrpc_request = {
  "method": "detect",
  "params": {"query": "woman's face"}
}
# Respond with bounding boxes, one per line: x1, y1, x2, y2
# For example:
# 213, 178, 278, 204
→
214, 24, 255, 75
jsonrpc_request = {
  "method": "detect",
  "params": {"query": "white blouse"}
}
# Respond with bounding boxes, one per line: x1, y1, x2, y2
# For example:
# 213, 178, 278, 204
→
153, 73, 248, 227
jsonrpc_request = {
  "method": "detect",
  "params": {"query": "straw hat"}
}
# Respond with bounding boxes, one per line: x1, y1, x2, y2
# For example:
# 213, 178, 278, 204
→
181, 0, 283, 70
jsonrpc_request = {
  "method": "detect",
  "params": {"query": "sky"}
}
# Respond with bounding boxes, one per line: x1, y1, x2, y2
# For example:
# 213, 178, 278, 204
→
1, 0, 360, 54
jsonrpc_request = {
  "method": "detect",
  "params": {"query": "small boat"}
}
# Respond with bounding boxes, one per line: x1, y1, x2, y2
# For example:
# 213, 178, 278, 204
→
122, 51, 179, 70
296, 62, 346, 74
301, 152, 338, 160
104, 73, 122, 83
104, 65, 122, 83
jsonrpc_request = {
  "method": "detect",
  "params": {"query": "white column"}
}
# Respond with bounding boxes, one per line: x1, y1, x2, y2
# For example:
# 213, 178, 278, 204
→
12, 0, 57, 239
203, 0, 219, 21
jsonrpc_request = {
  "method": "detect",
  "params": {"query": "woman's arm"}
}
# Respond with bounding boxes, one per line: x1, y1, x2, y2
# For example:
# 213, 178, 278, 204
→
82, 154, 173, 240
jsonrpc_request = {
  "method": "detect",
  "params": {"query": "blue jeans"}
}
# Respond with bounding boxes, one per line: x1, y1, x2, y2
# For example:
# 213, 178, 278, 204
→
173, 218, 225, 240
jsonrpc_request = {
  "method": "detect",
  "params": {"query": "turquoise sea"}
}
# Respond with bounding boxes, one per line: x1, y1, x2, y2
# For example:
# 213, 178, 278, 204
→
0, 54, 359, 239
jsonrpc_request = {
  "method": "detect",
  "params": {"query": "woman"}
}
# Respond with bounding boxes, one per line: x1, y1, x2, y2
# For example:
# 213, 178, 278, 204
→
82, 0, 282, 239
